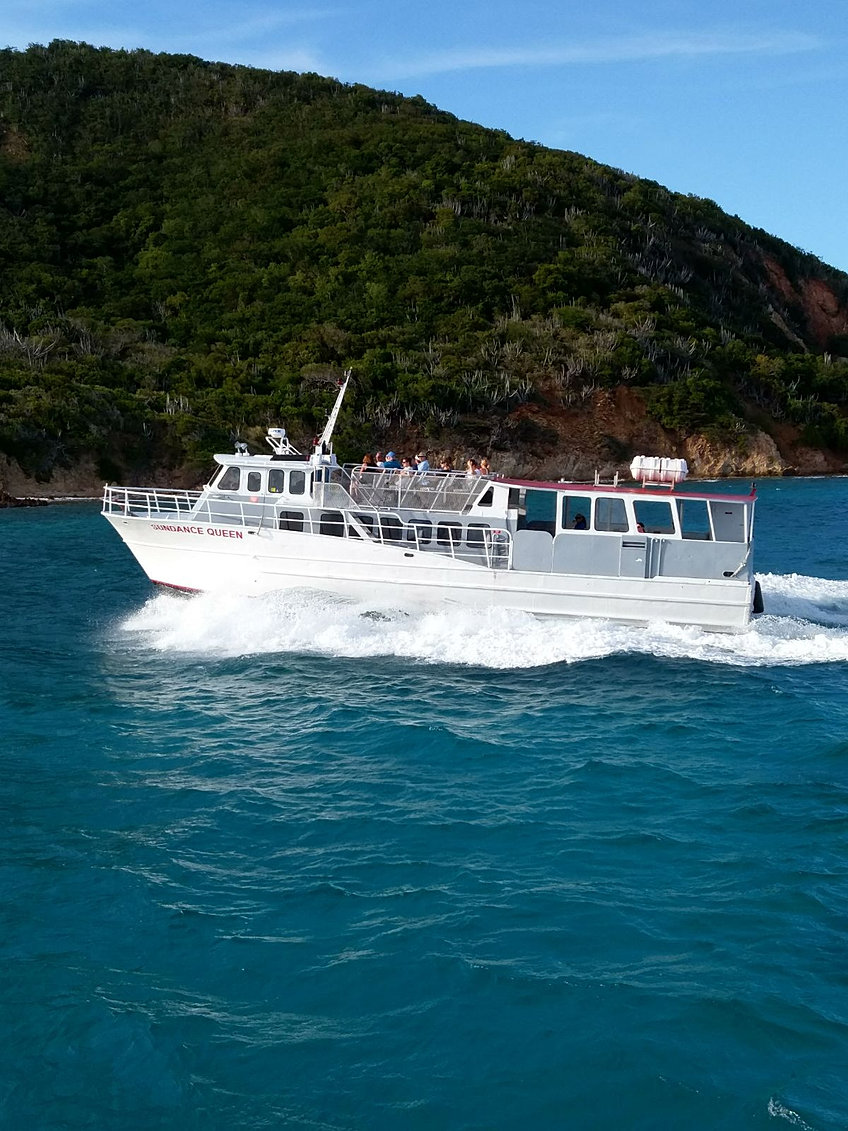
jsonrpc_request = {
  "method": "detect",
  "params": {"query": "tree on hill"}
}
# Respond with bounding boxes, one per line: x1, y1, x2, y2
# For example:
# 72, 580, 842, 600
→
1, 39, 847, 481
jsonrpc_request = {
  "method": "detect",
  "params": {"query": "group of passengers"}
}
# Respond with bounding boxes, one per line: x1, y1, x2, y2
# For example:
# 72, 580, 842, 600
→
359, 452, 492, 477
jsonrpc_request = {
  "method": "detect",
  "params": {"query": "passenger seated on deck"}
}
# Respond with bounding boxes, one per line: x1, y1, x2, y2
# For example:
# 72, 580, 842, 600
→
382, 451, 402, 469
572, 513, 588, 530
359, 453, 379, 473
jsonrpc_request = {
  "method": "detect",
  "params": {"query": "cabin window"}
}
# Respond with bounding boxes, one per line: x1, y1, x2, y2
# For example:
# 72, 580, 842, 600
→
348, 513, 375, 539
467, 524, 490, 546
560, 494, 590, 531
437, 522, 462, 548
380, 515, 403, 542
406, 520, 432, 546
634, 499, 675, 535
247, 471, 261, 493
477, 486, 494, 508
677, 498, 711, 540
320, 511, 345, 537
289, 471, 306, 495
525, 489, 557, 534
268, 469, 284, 494
594, 497, 628, 533
218, 466, 240, 491
278, 510, 304, 532
709, 501, 746, 543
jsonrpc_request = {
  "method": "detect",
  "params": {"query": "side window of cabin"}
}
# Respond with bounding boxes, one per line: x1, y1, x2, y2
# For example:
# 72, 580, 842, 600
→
348, 513, 375, 539
218, 466, 240, 491
278, 510, 304, 533
437, 522, 462, 547
525, 489, 557, 534
406, 520, 432, 546
268, 469, 284, 494
677, 498, 711, 540
380, 515, 402, 542
247, 471, 261, 493
289, 471, 306, 496
634, 499, 675, 534
594, 497, 628, 532
476, 487, 494, 508
320, 511, 345, 538
709, 501, 746, 543
467, 524, 490, 546
561, 495, 590, 531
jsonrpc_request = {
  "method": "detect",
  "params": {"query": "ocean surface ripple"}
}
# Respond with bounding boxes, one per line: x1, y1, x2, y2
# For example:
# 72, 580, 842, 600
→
2, 479, 848, 1129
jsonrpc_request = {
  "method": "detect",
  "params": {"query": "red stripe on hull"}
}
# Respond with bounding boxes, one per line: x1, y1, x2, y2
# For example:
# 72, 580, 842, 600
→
152, 580, 201, 595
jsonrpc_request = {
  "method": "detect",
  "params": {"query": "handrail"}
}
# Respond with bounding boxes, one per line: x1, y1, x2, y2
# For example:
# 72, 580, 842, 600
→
344, 466, 489, 514
102, 485, 202, 518
102, 484, 513, 567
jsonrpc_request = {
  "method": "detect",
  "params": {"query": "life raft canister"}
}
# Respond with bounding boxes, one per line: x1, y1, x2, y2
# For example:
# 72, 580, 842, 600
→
629, 456, 689, 486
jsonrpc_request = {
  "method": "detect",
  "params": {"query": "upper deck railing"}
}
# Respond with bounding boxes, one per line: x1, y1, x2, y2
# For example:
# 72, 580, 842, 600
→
102, 467, 490, 520
331, 466, 491, 513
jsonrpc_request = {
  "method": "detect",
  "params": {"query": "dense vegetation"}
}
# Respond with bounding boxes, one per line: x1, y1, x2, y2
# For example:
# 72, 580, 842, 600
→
1, 40, 848, 480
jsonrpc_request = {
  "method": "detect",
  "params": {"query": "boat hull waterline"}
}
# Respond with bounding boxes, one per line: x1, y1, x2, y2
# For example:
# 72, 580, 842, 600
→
104, 515, 757, 632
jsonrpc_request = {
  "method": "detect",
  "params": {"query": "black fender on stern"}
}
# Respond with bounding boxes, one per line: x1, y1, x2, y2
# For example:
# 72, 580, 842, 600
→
752, 580, 765, 615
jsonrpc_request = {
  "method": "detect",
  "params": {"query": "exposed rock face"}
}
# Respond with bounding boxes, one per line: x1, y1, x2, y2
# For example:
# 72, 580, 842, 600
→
0, 456, 102, 499
681, 432, 786, 478
763, 257, 848, 349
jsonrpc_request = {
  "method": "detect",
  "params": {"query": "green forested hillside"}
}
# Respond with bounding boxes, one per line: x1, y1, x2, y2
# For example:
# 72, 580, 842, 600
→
1, 39, 848, 481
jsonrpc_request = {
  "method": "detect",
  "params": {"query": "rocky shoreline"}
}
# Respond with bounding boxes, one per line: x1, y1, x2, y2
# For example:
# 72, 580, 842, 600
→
0, 489, 50, 508
2, 392, 845, 500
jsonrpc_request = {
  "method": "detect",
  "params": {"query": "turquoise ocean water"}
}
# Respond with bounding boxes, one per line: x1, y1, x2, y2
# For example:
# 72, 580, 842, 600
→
2, 478, 848, 1129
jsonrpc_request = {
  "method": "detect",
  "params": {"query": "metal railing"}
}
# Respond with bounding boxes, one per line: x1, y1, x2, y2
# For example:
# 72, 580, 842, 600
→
334, 466, 491, 514
102, 485, 202, 518
103, 485, 275, 528
102, 484, 513, 568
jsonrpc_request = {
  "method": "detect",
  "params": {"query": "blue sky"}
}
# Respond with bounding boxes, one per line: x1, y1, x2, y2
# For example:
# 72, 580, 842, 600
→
5, 0, 847, 271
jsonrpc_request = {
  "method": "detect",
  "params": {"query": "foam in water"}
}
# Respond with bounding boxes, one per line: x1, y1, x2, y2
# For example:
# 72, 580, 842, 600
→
767, 1098, 816, 1129
118, 573, 848, 668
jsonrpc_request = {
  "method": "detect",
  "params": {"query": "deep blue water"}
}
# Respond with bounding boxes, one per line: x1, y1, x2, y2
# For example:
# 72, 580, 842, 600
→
2, 478, 848, 1129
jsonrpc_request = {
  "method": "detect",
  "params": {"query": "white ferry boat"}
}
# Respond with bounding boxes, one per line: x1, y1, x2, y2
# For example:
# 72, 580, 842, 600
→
102, 373, 763, 632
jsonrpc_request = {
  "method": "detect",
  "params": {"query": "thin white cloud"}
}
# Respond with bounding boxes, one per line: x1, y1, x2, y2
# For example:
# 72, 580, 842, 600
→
374, 29, 821, 80
2, 4, 340, 57
186, 8, 343, 45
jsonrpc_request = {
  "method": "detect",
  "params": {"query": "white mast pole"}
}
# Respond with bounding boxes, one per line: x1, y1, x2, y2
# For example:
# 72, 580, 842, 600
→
316, 368, 352, 452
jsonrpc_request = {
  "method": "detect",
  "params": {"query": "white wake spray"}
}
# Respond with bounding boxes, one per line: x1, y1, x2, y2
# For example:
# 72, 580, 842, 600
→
118, 573, 848, 668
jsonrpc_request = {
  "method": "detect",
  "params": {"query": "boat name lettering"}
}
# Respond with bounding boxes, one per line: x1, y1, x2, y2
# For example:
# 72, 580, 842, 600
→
151, 522, 243, 539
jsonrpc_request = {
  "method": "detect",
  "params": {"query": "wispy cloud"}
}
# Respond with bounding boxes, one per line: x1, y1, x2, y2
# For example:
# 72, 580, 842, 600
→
186, 7, 342, 46
2, 4, 339, 60
373, 29, 821, 81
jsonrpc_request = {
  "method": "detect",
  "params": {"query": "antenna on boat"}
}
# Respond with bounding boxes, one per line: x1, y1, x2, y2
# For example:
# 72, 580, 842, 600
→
266, 428, 300, 456
315, 368, 352, 455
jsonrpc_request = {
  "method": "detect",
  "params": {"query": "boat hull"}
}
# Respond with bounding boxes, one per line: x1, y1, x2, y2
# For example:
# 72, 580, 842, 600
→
105, 514, 755, 632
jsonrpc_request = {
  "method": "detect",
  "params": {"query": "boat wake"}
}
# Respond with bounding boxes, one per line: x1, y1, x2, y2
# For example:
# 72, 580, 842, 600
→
117, 573, 848, 668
